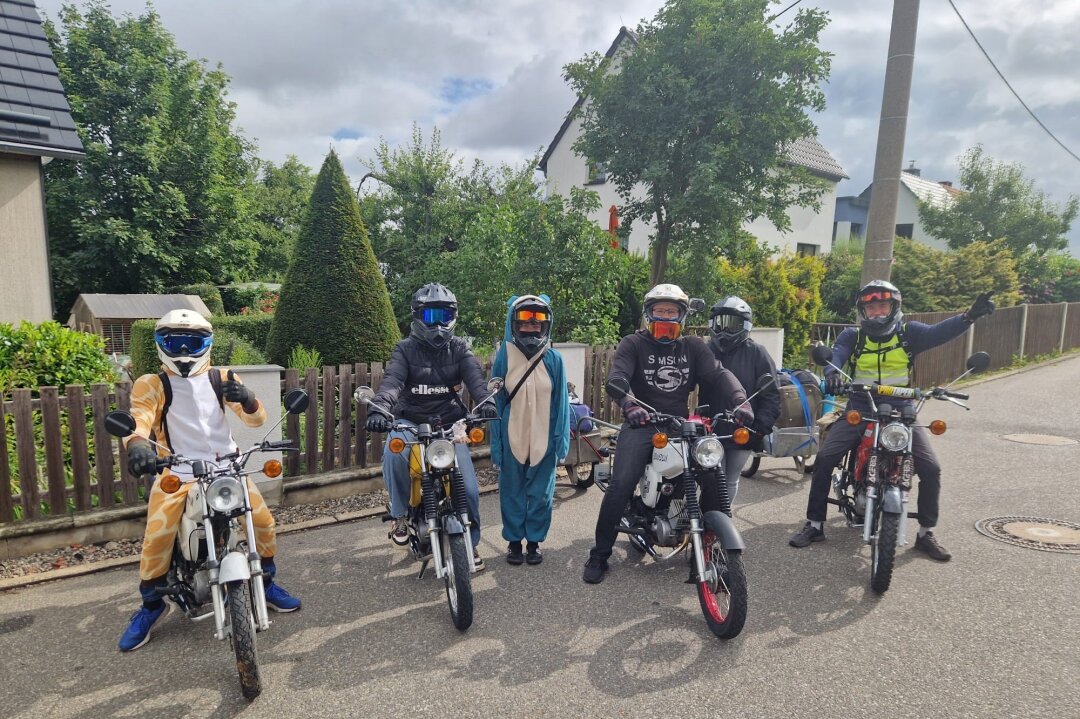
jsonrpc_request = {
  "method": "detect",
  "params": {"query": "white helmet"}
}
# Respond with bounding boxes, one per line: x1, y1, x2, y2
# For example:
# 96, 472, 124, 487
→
642, 283, 690, 343
154, 309, 213, 377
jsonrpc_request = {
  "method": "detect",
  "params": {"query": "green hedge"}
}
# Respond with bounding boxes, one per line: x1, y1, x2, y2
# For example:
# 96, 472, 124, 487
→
131, 314, 275, 376
168, 283, 225, 316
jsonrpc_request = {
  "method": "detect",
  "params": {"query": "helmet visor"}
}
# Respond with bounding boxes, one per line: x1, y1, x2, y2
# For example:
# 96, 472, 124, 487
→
156, 332, 212, 356
419, 306, 456, 326
858, 289, 897, 304
710, 314, 744, 333
513, 308, 549, 323
650, 321, 681, 342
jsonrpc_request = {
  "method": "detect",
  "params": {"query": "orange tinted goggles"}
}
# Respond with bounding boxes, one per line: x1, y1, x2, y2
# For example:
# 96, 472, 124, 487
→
651, 321, 681, 341
859, 290, 894, 303
514, 309, 549, 322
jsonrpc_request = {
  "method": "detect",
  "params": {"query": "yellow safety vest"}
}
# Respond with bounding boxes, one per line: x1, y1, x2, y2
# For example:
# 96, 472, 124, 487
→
850, 332, 912, 387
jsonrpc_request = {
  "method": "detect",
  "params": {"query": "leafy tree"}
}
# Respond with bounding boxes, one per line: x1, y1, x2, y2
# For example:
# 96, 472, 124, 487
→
267, 151, 399, 366
819, 238, 863, 322
1015, 250, 1080, 304
892, 238, 1021, 311
249, 156, 316, 280
42, 2, 259, 317
564, 0, 832, 285
918, 145, 1078, 256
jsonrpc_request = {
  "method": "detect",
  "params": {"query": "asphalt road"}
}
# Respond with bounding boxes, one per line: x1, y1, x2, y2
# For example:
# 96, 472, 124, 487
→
2, 356, 1078, 719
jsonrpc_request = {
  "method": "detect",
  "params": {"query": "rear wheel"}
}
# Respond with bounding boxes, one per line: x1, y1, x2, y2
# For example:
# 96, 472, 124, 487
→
226, 581, 261, 701
870, 511, 900, 595
696, 532, 747, 639
740, 457, 760, 477
443, 532, 474, 631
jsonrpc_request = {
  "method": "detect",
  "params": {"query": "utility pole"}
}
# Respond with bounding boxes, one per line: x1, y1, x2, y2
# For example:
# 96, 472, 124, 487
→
861, 0, 920, 284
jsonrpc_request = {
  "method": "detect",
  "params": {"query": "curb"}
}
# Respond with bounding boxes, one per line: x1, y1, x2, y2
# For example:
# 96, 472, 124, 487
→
0, 482, 503, 592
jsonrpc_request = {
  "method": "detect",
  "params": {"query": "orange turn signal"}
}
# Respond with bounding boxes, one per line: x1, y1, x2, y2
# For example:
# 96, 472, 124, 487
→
846, 410, 863, 425
652, 433, 669, 449
262, 459, 283, 478
469, 427, 485, 444
929, 419, 947, 436
159, 474, 181, 494
388, 437, 406, 454
733, 427, 750, 446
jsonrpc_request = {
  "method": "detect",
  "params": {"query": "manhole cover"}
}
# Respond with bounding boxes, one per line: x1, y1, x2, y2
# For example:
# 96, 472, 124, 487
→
974, 516, 1080, 553
1001, 434, 1078, 446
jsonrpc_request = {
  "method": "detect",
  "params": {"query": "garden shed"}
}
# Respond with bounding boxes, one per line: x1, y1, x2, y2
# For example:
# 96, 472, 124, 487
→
67, 293, 212, 355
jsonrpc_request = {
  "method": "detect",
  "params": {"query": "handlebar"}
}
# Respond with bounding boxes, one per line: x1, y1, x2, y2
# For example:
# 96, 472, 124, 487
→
828, 382, 969, 403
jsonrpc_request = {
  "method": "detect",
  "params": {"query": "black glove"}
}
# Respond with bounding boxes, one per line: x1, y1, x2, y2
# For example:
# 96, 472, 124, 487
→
751, 420, 772, 437
223, 370, 257, 412
476, 402, 499, 420
623, 402, 649, 428
732, 404, 755, 427
365, 406, 394, 433
824, 373, 845, 396
964, 291, 995, 322
127, 440, 158, 476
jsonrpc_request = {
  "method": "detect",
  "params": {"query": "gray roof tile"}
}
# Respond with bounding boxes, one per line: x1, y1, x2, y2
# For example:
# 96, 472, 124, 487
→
0, 0, 83, 158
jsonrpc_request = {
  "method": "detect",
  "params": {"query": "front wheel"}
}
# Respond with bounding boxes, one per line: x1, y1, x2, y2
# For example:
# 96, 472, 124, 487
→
696, 532, 747, 640
870, 511, 900, 595
443, 532, 474, 631
740, 456, 760, 477
226, 581, 261, 701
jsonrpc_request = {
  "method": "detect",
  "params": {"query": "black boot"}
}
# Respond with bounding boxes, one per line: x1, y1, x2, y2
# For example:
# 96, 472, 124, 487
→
525, 542, 543, 565
506, 541, 524, 565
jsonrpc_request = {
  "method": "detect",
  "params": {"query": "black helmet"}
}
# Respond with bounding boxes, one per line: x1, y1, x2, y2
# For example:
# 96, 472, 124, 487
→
856, 280, 903, 339
410, 283, 458, 349
709, 295, 753, 352
509, 295, 552, 358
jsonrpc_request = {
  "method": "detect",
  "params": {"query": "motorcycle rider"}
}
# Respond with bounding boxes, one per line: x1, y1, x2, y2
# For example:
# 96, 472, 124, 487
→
582, 284, 753, 584
702, 296, 781, 501
119, 310, 300, 652
489, 295, 571, 566
789, 281, 996, 560
365, 283, 498, 570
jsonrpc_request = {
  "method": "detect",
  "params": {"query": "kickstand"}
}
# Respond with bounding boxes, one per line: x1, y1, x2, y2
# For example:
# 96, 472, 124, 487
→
417, 559, 429, 580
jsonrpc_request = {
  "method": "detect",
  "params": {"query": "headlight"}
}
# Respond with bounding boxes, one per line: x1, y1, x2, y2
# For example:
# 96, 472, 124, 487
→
206, 476, 244, 513
878, 423, 911, 452
426, 439, 456, 469
693, 437, 724, 469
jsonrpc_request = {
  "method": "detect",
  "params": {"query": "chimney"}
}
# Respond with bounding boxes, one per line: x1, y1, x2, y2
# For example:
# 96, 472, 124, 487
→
939, 181, 953, 188
904, 160, 921, 177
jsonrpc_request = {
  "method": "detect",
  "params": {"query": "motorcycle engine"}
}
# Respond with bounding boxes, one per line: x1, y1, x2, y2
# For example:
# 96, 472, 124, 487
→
650, 516, 679, 546
192, 569, 212, 605
854, 488, 867, 518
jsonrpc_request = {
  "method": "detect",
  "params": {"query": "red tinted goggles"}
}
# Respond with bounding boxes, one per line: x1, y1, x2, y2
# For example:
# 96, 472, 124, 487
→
859, 290, 895, 303
514, 309, 549, 322
650, 321, 681, 341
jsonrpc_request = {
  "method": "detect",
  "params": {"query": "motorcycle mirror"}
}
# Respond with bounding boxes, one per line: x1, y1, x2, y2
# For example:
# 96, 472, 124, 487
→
810, 344, 833, 367
966, 351, 990, 373
605, 377, 631, 402
284, 389, 309, 414
354, 386, 376, 404
688, 298, 706, 314
104, 410, 136, 438
487, 376, 504, 393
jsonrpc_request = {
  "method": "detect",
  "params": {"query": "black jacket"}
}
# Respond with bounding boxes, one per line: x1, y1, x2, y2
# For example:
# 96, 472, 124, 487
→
608, 331, 747, 419
373, 336, 489, 426
703, 337, 781, 435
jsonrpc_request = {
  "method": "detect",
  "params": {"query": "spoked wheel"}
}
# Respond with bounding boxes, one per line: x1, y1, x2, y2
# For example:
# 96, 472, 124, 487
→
226, 581, 261, 701
574, 463, 595, 490
740, 456, 761, 477
442, 532, 474, 631
696, 531, 747, 639
870, 511, 900, 595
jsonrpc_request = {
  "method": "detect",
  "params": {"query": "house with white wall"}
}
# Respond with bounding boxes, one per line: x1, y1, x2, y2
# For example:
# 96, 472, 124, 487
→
0, 0, 85, 323
539, 27, 848, 259
833, 166, 960, 250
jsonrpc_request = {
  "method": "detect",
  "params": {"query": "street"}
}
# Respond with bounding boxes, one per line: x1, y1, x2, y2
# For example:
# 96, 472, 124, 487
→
2, 356, 1078, 719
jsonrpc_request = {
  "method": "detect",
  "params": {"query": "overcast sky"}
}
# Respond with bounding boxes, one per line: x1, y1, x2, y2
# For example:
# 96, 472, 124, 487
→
36, 0, 1080, 252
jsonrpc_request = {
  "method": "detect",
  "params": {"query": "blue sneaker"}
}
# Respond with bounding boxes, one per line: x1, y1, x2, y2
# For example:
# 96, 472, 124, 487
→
118, 602, 171, 652
265, 582, 301, 612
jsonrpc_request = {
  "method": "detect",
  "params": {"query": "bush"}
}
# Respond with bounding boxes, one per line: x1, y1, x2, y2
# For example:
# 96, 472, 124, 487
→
211, 314, 274, 352
268, 151, 400, 365
212, 330, 267, 366
287, 345, 322, 372
168, 283, 225, 316
220, 284, 279, 315
0, 321, 115, 393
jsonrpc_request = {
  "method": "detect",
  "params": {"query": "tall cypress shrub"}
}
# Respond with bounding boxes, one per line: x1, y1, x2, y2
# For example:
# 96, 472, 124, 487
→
267, 151, 399, 366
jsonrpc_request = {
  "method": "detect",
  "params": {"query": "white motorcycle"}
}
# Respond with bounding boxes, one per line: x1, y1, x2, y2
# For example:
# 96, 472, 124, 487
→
105, 388, 308, 700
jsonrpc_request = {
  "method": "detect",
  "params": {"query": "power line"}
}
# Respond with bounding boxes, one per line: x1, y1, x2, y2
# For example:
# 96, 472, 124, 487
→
767, 0, 804, 23
946, 0, 1080, 165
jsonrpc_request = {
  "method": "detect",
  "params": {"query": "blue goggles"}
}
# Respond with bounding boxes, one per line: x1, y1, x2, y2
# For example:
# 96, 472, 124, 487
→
419, 307, 456, 326
156, 331, 212, 356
